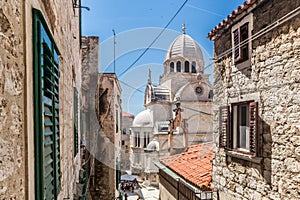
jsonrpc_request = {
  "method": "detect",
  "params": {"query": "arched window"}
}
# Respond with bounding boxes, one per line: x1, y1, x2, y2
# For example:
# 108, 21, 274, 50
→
176, 61, 181, 72
170, 62, 174, 72
184, 61, 190, 72
192, 61, 196, 73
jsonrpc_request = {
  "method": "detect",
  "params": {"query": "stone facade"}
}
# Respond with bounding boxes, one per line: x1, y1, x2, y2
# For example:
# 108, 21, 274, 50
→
121, 112, 134, 171
209, 0, 300, 199
0, 0, 82, 199
81, 36, 100, 199
94, 73, 122, 200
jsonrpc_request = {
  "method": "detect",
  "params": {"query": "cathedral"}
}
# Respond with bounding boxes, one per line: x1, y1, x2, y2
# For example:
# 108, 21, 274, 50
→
130, 26, 213, 184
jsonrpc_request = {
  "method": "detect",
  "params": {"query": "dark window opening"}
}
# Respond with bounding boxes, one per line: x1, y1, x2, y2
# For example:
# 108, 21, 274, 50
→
176, 61, 181, 72
184, 61, 189, 72
170, 62, 174, 72
192, 61, 196, 73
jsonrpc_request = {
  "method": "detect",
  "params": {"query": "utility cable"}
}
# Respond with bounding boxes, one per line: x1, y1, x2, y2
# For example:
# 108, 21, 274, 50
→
119, 80, 144, 94
181, 105, 212, 115
118, 0, 189, 77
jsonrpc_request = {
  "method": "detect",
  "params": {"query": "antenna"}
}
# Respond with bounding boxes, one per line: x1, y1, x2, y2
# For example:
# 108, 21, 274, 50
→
112, 29, 116, 74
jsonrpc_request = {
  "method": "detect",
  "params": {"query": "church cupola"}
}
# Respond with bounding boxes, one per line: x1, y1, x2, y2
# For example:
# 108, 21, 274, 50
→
162, 26, 204, 78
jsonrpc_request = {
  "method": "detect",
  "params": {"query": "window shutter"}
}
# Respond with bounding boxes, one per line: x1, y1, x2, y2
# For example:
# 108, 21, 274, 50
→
33, 9, 61, 200
240, 23, 249, 61
219, 106, 230, 148
42, 41, 61, 198
74, 88, 79, 157
249, 102, 258, 156
233, 28, 240, 60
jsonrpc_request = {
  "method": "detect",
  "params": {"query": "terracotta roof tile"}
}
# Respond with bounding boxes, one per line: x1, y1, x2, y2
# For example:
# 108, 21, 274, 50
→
207, 0, 260, 40
122, 112, 134, 118
160, 142, 213, 189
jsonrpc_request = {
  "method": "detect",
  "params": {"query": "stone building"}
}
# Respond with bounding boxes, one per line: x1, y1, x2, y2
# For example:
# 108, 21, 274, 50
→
121, 112, 135, 171
130, 28, 213, 184
0, 0, 83, 199
81, 36, 100, 199
95, 73, 122, 199
207, 0, 300, 199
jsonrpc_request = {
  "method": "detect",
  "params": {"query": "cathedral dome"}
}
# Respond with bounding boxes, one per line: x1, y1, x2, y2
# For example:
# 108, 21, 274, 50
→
132, 109, 153, 127
164, 33, 204, 63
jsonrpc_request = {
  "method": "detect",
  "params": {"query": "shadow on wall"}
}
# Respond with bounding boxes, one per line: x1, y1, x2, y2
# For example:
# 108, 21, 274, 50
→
225, 116, 272, 186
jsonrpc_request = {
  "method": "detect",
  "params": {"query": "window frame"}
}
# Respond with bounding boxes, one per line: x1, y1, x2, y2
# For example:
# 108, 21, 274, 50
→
231, 13, 253, 70
232, 102, 250, 153
219, 101, 259, 157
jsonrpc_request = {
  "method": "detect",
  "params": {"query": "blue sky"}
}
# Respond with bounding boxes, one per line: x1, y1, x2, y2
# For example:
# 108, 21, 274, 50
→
82, 0, 245, 115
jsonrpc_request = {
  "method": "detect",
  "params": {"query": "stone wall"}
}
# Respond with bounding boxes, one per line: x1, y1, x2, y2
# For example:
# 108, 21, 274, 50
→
92, 73, 122, 200
121, 114, 134, 171
212, 0, 300, 199
0, 0, 82, 199
81, 36, 100, 199
0, 0, 25, 198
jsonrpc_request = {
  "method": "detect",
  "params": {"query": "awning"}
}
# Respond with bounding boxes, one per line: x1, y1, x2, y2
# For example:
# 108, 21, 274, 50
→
121, 174, 137, 181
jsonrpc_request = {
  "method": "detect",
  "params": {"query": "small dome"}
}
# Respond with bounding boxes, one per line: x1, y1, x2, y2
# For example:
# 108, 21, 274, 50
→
132, 109, 153, 127
164, 34, 204, 63
146, 138, 159, 151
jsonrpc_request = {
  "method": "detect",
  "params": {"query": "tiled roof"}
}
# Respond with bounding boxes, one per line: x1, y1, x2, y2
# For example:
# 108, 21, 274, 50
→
207, 0, 259, 40
160, 142, 213, 189
122, 112, 134, 118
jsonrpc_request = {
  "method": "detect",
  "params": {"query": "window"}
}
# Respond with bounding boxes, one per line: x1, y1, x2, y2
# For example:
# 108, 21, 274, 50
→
170, 62, 174, 72
219, 102, 258, 156
137, 132, 140, 147
231, 13, 253, 68
116, 110, 119, 132
122, 128, 126, 135
135, 132, 140, 147
184, 61, 189, 72
33, 9, 61, 199
144, 132, 147, 148
176, 61, 181, 72
192, 61, 196, 73
233, 23, 249, 63
121, 140, 125, 145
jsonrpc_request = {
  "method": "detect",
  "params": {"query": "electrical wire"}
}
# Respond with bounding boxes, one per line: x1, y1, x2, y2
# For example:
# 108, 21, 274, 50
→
119, 80, 144, 94
181, 105, 212, 115
118, 0, 189, 77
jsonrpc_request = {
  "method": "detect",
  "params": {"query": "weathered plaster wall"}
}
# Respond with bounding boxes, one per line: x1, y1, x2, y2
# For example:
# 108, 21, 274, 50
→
212, 0, 300, 199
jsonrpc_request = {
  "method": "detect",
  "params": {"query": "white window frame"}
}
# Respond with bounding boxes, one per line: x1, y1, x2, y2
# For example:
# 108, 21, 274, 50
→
232, 103, 250, 152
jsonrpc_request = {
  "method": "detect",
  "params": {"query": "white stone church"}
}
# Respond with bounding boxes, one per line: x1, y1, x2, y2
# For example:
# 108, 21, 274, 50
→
129, 27, 213, 185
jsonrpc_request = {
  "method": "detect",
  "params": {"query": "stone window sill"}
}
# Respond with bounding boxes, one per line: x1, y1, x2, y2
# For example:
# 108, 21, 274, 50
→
225, 150, 262, 164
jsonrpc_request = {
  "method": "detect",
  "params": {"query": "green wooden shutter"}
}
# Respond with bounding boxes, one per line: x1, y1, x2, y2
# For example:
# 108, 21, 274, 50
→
74, 88, 79, 156
33, 9, 61, 200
